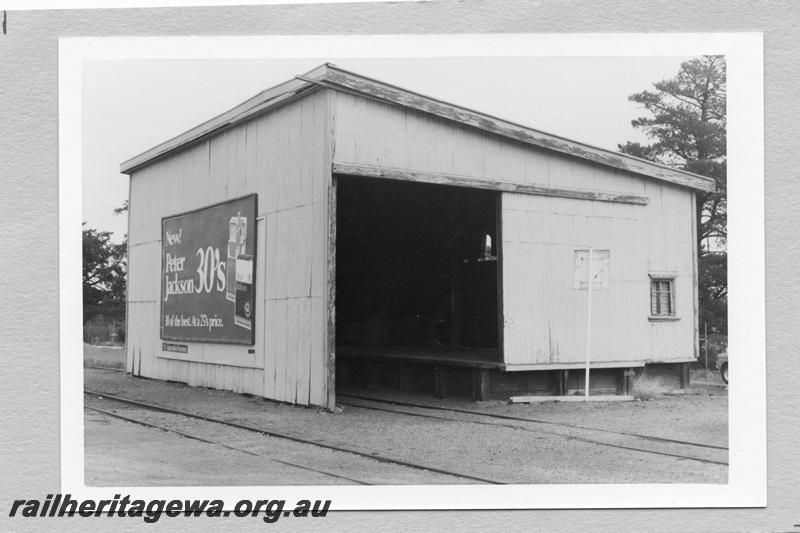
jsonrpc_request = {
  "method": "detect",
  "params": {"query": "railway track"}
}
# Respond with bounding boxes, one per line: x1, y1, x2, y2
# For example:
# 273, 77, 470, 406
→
84, 366, 727, 471
85, 365, 125, 372
340, 393, 727, 451
84, 389, 503, 485
85, 404, 369, 485
338, 394, 728, 466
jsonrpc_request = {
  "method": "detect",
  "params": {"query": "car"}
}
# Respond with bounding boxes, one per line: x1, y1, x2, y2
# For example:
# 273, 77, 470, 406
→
716, 351, 728, 384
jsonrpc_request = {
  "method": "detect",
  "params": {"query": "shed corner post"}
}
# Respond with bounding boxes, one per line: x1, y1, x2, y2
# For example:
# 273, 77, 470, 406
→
125, 172, 133, 375
496, 192, 505, 364
325, 174, 337, 411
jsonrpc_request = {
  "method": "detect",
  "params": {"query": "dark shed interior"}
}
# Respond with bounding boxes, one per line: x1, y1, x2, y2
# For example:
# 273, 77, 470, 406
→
335, 176, 500, 361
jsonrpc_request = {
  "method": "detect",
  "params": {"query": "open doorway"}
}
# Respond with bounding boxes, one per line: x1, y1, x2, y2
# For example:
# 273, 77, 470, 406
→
334, 175, 501, 384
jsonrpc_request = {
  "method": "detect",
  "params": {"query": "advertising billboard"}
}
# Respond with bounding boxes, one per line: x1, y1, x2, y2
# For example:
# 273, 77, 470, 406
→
161, 194, 257, 344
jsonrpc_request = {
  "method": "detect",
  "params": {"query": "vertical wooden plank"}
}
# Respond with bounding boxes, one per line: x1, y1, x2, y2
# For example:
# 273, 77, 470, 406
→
264, 211, 281, 300
252, 216, 266, 372
317, 89, 336, 409
261, 205, 276, 399
133, 303, 143, 377
237, 122, 250, 193
284, 298, 299, 403
206, 131, 227, 206
257, 115, 276, 214
495, 193, 504, 363
502, 239, 537, 365
140, 302, 157, 378
308, 296, 326, 405
691, 193, 699, 359
294, 298, 312, 403
125, 173, 133, 373
273, 298, 288, 401
262, 299, 279, 400
222, 128, 233, 198
299, 97, 315, 206
127, 303, 137, 374
136, 302, 149, 377
283, 205, 313, 298
326, 176, 337, 410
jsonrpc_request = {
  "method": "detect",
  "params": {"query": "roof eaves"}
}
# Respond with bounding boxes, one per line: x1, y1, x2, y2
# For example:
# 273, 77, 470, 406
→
300, 64, 716, 193
120, 75, 319, 175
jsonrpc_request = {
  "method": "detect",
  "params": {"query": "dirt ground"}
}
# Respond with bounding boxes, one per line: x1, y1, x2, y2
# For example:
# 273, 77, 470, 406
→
85, 405, 470, 486
84, 343, 125, 369
84, 345, 728, 486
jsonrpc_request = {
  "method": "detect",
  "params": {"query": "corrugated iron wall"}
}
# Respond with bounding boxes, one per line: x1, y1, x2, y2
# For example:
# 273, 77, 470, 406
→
127, 89, 331, 406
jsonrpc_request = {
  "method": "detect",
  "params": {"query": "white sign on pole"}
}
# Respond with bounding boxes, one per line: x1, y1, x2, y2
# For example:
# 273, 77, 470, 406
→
573, 249, 610, 400
573, 249, 610, 290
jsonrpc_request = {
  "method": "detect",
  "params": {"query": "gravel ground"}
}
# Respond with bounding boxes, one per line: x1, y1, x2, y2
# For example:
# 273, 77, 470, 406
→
85, 403, 472, 486
84, 347, 728, 485
85, 409, 353, 486
340, 384, 728, 449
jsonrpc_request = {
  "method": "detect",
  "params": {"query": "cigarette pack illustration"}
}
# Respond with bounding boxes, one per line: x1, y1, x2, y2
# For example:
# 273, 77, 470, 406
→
226, 214, 247, 302
234, 253, 254, 330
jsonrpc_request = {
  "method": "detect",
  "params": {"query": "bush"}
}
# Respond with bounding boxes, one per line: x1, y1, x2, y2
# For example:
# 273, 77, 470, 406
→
631, 374, 671, 400
83, 313, 125, 345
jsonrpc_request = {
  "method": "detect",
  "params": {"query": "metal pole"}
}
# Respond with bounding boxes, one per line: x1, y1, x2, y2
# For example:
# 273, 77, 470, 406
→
585, 248, 593, 402
704, 322, 709, 379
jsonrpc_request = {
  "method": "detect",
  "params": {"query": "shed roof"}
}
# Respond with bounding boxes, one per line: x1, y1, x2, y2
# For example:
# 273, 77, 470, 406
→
120, 63, 716, 193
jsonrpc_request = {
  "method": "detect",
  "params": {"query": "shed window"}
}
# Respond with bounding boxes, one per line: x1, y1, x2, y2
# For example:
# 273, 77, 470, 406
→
650, 278, 675, 317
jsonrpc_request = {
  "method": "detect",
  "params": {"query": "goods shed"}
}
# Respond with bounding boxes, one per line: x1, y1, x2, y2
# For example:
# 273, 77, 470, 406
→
120, 63, 715, 409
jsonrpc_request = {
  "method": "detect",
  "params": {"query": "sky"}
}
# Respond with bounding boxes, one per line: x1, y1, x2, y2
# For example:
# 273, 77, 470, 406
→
82, 55, 693, 241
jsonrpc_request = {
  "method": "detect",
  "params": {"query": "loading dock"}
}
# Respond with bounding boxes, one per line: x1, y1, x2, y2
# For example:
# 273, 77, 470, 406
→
120, 63, 715, 409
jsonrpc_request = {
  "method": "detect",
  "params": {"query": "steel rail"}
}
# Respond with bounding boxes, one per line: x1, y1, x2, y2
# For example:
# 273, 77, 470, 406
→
85, 365, 125, 372
84, 390, 504, 485
339, 393, 728, 451
339, 396, 728, 467
86, 405, 370, 485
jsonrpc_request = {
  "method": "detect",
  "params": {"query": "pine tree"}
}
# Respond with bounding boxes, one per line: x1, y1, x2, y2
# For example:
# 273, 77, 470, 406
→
619, 55, 727, 332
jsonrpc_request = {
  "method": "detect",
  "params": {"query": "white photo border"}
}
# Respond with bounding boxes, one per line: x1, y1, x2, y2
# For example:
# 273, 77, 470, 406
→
60, 33, 765, 510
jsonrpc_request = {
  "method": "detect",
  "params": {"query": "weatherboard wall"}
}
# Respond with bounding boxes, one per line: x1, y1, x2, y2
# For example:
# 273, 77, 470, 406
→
330, 91, 697, 368
126, 89, 331, 407
330, 92, 646, 196
125, 83, 699, 404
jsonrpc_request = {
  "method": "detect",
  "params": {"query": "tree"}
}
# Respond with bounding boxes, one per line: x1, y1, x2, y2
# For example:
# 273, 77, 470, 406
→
113, 200, 128, 215
619, 56, 727, 332
82, 224, 126, 324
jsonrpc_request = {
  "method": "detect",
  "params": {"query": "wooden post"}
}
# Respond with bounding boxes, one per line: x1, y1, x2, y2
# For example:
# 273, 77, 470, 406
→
473, 368, 490, 401
495, 194, 504, 364
326, 176, 338, 409
554, 370, 564, 396
619, 368, 635, 396
679, 363, 690, 389
400, 363, 410, 393
449, 244, 462, 349
434, 365, 446, 398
